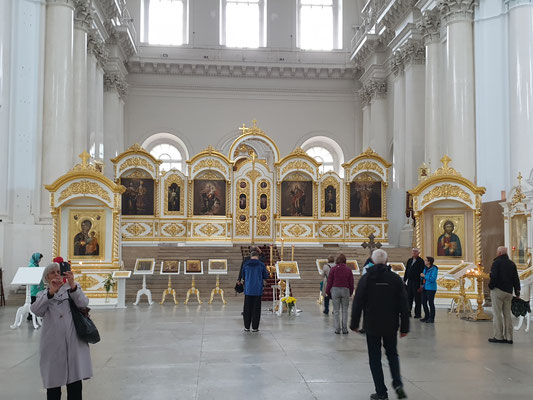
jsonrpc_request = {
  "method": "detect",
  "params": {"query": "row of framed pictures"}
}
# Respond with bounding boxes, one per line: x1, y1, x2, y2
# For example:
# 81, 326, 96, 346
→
133, 258, 228, 275
315, 259, 407, 276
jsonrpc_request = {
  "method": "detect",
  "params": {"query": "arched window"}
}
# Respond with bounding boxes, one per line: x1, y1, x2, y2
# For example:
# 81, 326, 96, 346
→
142, 133, 189, 173
306, 147, 334, 173
301, 135, 344, 176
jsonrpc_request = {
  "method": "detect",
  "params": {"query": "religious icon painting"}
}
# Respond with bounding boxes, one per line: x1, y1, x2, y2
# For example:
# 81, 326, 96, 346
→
433, 215, 465, 258
346, 260, 360, 275
160, 260, 180, 275
276, 261, 300, 279
193, 179, 226, 216
120, 178, 155, 216
281, 181, 313, 217
388, 263, 406, 277
167, 183, 181, 212
185, 259, 204, 274
511, 214, 528, 266
349, 178, 382, 218
68, 209, 105, 261
208, 259, 228, 275
134, 258, 156, 274
324, 185, 337, 214
316, 259, 328, 274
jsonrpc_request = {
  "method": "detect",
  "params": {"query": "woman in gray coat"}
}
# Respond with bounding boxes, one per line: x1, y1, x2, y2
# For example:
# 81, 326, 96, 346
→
31, 262, 93, 400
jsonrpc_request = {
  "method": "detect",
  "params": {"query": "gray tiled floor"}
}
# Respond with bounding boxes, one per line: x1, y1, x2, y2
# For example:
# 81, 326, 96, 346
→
1, 299, 532, 400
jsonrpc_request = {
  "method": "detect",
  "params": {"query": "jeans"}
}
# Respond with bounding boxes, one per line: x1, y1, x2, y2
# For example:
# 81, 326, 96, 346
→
366, 334, 403, 397
47, 381, 82, 400
406, 283, 421, 317
243, 295, 262, 330
422, 290, 436, 320
331, 287, 350, 332
490, 288, 514, 340
323, 295, 330, 313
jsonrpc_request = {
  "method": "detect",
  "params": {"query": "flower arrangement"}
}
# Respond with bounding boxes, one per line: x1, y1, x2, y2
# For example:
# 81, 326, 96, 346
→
281, 296, 297, 315
103, 273, 116, 302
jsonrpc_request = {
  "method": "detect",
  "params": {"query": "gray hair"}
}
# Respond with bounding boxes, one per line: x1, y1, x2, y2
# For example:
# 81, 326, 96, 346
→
497, 246, 508, 255
42, 263, 60, 284
371, 249, 388, 265
412, 248, 420, 253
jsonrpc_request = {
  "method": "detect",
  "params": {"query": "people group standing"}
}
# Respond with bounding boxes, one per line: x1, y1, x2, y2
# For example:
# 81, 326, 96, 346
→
325, 254, 354, 334
404, 248, 425, 318
420, 256, 438, 323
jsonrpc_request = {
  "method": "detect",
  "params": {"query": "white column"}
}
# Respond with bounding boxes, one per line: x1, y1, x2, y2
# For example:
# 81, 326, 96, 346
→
360, 88, 371, 151
95, 65, 104, 160
508, 0, 533, 182
390, 55, 406, 189
103, 74, 126, 178
72, 1, 90, 162
0, 0, 12, 218
368, 80, 389, 159
403, 41, 426, 190
87, 32, 107, 160
41, 0, 75, 219
439, 0, 478, 182
419, 11, 443, 172
87, 52, 96, 157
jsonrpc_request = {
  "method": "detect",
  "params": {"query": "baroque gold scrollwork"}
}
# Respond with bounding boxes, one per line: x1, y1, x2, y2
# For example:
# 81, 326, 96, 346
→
281, 160, 314, 176
192, 159, 228, 176
421, 184, 472, 207
58, 180, 111, 203
118, 157, 155, 174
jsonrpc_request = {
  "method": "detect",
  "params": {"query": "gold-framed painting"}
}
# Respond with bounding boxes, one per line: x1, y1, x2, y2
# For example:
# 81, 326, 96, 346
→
349, 178, 382, 218
160, 260, 180, 275
389, 263, 405, 273
316, 259, 328, 274
185, 259, 204, 274
193, 179, 226, 216
208, 259, 228, 275
276, 261, 300, 279
433, 215, 465, 258
68, 209, 106, 261
112, 270, 132, 278
134, 258, 156, 274
510, 214, 528, 266
346, 260, 360, 275
281, 181, 313, 217
120, 177, 155, 216
164, 174, 184, 216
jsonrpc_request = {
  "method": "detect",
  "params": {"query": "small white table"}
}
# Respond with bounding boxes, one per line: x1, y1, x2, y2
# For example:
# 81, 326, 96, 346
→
112, 271, 132, 309
10, 267, 46, 329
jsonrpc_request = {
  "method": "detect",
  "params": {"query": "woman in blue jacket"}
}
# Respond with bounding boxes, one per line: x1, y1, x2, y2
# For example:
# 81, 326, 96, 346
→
420, 256, 438, 323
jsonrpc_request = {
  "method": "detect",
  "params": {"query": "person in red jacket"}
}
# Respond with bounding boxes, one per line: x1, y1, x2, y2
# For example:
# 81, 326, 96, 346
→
326, 254, 354, 334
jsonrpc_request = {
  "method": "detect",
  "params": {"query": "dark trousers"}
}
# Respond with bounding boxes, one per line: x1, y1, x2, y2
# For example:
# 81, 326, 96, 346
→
406, 283, 421, 317
243, 295, 262, 330
47, 380, 82, 400
422, 290, 436, 320
366, 334, 403, 397
27, 296, 37, 320
323, 295, 330, 313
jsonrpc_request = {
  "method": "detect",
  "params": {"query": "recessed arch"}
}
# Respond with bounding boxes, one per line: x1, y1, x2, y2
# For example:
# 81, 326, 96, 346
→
300, 135, 345, 177
141, 132, 190, 173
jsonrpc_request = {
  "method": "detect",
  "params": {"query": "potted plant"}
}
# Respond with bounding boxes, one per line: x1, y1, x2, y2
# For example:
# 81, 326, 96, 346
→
103, 273, 116, 302
281, 296, 297, 316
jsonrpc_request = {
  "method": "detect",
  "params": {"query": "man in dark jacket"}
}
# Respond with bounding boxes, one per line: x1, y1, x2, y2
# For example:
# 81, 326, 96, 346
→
351, 249, 409, 400
242, 250, 269, 332
488, 246, 521, 344
404, 248, 424, 318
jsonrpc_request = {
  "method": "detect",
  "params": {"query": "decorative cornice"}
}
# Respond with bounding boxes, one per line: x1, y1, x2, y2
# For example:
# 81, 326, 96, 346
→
127, 61, 357, 80
402, 40, 425, 66
74, 0, 93, 31
359, 79, 387, 105
104, 72, 128, 97
88, 30, 108, 66
438, 0, 478, 24
418, 11, 441, 45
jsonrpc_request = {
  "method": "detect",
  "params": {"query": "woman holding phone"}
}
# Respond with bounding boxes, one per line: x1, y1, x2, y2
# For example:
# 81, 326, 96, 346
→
31, 262, 93, 400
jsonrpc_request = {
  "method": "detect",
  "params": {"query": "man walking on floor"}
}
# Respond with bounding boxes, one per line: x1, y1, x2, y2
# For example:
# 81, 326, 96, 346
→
404, 248, 424, 318
351, 249, 409, 400
242, 249, 269, 332
488, 246, 521, 344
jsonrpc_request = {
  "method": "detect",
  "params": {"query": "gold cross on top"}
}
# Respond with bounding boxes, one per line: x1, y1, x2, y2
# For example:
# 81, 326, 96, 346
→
79, 151, 91, 166
440, 155, 451, 169
518, 172, 523, 187
239, 123, 248, 134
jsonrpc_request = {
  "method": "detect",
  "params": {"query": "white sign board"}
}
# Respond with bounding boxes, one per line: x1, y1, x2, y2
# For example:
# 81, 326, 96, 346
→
11, 267, 46, 285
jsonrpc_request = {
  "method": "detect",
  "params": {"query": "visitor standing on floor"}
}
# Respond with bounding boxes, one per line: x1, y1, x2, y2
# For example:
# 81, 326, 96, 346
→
321, 255, 335, 314
325, 254, 354, 334
488, 246, 521, 344
420, 256, 438, 323
404, 248, 424, 318
27, 252, 44, 320
242, 250, 269, 332
31, 262, 92, 400
350, 249, 409, 400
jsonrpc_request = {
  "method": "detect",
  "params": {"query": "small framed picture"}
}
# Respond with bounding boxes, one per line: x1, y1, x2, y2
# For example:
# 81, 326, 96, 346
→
208, 259, 228, 275
346, 260, 360, 275
133, 258, 155, 275
112, 270, 132, 279
388, 263, 405, 274
276, 261, 300, 280
160, 260, 180, 275
316, 259, 328, 274
184, 259, 204, 275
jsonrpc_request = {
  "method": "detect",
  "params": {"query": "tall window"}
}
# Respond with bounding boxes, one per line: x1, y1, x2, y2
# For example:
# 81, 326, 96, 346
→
141, 0, 188, 45
298, 0, 342, 50
221, 0, 266, 48
306, 146, 334, 174
150, 144, 183, 172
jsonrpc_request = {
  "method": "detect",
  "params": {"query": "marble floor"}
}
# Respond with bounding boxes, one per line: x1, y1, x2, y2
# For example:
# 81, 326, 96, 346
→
1, 299, 532, 400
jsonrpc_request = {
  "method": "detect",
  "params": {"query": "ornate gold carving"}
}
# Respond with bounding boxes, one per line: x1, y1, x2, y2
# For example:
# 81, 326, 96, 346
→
112, 211, 119, 262
192, 158, 228, 175
78, 274, 100, 291
433, 155, 461, 176
58, 180, 111, 203
162, 223, 186, 237
196, 171, 224, 180
52, 209, 59, 258
363, 147, 379, 156
246, 170, 261, 181
321, 225, 341, 237
199, 223, 219, 236
282, 160, 314, 176
421, 184, 472, 206
354, 173, 378, 182
256, 179, 271, 237
118, 157, 155, 174
358, 224, 377, 237
287, 224, 307, 237
321, 176, 341, 217
236, 178, 250, 237
163, 174, 185, 216
351, 161, 384, 178
437, 277, 459, 291
125, 223, 147, 236
290, 147, 307, 156
512, 173, 527, 206
124, 169, 151, 178
284, 172, 312, 181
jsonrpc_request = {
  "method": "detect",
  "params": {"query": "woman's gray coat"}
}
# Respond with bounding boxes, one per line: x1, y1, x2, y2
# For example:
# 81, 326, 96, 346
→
31, 284, 93, 389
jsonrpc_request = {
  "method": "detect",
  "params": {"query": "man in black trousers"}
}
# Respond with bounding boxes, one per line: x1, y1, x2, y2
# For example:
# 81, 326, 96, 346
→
404, 248, 425, 318
351, 249, 409, 400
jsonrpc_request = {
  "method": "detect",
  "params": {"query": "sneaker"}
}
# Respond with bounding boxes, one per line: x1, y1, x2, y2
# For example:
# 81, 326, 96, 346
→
335, 330, 340, 334
394, 385, 407, 399
370, 393, 388, 400
488, 337, 505, 343
252, 329, 259, 332
244, 328, 250, 332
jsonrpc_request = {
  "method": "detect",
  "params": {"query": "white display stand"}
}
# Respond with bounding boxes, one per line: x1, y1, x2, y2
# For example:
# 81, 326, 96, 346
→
112, 271, 132, 309
133, 269, 154, 306
275, 261, 301, 316
10, 267, 46, 329
515, 267, 533, 333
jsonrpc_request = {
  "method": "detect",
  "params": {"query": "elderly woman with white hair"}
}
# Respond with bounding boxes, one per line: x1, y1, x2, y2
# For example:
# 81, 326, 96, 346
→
30, 262, 93, 400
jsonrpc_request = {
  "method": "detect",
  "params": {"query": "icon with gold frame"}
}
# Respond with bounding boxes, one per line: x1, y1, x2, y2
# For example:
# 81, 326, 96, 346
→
346, 260, 360, 275
133, 258, 155, 275
316, 259, 328, 274
184, 259, 203, 274
160, 261, 180, 275
433, 214, 465, 258
388, 263, 406, 274
276, 261, 300, 279
208, 259, 228, 275
69, 209, 105, 261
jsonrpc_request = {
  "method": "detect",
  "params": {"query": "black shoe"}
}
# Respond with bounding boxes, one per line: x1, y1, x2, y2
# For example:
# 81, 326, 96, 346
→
370, 393, 388, 400
426, 319, 434, 323
359, 329, 366, 335
244, 328, 250, 332
419, 318, 428, 322
395, 385, 407, 399
413, 315, 422, 319
488, 338, 505, 343
323, 311, 329, 314
252, 328, 259, 332
505, 340, 513, 344
342, 330, 349, 334
335, 330, 340, 334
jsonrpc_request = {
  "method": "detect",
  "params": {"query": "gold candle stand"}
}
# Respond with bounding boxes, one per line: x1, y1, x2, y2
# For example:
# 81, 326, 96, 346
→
463, 269, 492, 321
208, 275, 227, 304
160, 275, 178, 305
184, 276, 202, 304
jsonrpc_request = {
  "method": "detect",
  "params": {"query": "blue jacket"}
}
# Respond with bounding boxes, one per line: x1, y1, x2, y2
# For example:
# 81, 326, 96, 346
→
423, 266, 438, 291
242, 258, 269, 296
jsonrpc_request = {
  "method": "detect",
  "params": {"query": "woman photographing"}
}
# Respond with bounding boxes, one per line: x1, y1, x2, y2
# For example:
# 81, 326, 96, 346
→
31, 262, 93, 400
420, 256, 438, 323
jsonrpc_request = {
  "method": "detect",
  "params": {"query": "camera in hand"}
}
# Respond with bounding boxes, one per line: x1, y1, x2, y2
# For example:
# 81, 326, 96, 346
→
60, 261, 71, 276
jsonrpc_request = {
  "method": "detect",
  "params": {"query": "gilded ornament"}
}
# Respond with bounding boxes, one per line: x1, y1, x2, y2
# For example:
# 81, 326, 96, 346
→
284, 172, 312, 182
199, 223, 220, 237
196, 170, 224, 180
246, 170, 261, 181
351, 161, 384, 177
118, 157, 155, 174
162, 223, 186, 237
321, 225, 341, 237
357, 225, 377, 238
287, 224, 309, 237
421, 184, 472, 206
78, 274, 100, 291
437, 277, 459, 291
433, 155, 460, 176
363, 147, 379, 157
125, 222, 147, 236
281, 160, 314, 176
58, 180, 111, 203
125, 169, 151, 178
192, 158, 228, 175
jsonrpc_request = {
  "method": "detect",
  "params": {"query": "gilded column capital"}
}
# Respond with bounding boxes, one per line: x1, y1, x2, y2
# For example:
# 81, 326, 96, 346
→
438, 0, 478, 24
104, 72, 128, 98
74, 0, 93, 32
418, 11, 441, 45
88, 31, 108, 66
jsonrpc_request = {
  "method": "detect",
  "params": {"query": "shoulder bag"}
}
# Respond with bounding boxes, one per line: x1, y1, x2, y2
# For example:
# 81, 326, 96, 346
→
68, 294, 101, 344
